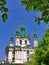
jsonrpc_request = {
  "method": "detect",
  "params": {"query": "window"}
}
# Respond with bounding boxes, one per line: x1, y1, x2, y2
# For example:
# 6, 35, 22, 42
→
12, 57, 15, 62
27, 57, 29, 61
20, 40, 22, 44
27, 50, 29, 54
25, 40, 27, 44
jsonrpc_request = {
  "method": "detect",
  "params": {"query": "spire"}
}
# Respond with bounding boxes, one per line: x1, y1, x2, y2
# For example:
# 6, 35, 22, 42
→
16, 25, 19, 36
34, 28, 37, 39
20, 20, 26, 31
10, 34, 14, 42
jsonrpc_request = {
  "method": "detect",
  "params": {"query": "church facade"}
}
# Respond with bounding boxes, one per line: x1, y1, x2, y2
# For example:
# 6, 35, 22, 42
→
5, 22, 38, 65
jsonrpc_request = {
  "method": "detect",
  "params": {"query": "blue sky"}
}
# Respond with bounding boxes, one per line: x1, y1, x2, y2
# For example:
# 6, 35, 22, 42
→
0, 0, 48, 61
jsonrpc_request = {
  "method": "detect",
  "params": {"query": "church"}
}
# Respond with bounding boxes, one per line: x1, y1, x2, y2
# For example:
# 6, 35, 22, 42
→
5, 22, 38, 65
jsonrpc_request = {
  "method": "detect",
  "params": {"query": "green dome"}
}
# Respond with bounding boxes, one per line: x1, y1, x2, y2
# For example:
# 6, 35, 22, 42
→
34, 33, 37, 38
15, 22, 30, 39
16, 26, 20, 36
19, 22, 30, 39
19, 30, 30, 39
16, 29, 19, 36
20, 22, 26, 31
25, 34, 30, 39
34, 29, 37, 38
20, 30, 27, 35
10, 34, 14, 42
20, 30, 27, 38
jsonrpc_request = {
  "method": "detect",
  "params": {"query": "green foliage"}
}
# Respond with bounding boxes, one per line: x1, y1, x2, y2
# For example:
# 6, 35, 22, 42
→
25, 28, 49, 65
2, 13, 8, 22
0, 0, 8, 22
25, 60, 33, 65
21, 0, 49, 24
11, 64, 16, 65
40, 28, 49, 46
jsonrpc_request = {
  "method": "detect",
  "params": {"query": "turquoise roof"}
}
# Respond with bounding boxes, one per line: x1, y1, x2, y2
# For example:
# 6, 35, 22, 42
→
20, 31, 30, 39
20, 30, 27, 35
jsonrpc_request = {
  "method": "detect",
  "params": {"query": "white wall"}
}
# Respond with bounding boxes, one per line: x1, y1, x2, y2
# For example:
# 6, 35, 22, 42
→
34, 39, 38, 47
15, 36, 20, 46
15, 50, 23, 63
15, 50, 27, 63
8, 51, 13, 63
21, 51, 27, 62
10, 42, 14, 46
27, 39, 30, 45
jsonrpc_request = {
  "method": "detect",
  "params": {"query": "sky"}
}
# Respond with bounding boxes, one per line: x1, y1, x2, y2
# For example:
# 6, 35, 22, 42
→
0, 0, 48, 61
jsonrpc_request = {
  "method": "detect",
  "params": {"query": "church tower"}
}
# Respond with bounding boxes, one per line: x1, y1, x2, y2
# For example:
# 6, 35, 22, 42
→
15, 26, 20, 46
20, 22, 30, 47
10, 34, 14, 46
8, 34, 14, 63
15, 21, 30, 64
34, 29, 38, 48
5, 21, 36, 65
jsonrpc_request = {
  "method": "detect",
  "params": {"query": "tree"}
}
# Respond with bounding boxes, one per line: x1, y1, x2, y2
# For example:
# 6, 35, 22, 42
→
0, 0, 8, 22
25, 28, 49, 65
25, 60, 33, 65
21, 0, 49, 24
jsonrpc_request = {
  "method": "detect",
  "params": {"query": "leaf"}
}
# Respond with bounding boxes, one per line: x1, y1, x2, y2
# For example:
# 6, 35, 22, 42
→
4, 8, 8, 12
0, 0, 8, 22
21, 0, 49, 24
2, 13, 8, 22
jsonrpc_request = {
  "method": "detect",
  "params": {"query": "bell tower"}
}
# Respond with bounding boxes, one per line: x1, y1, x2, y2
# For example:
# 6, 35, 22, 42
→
10, 34, 14, 46
8, 34, 14, 63
34, 28, 38, 48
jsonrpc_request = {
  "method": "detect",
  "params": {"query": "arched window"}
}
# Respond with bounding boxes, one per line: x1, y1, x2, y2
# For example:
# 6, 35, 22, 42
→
20, 40, 22, 44
25, 40, 27, 44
